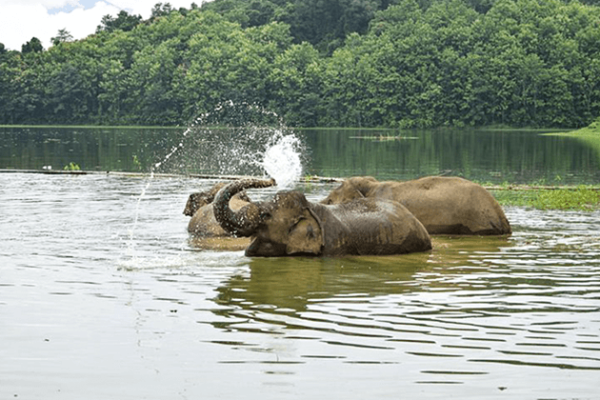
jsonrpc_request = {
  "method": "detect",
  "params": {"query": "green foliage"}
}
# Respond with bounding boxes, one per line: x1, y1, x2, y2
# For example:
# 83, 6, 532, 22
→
535, 187, 600, 210
580, 116, 600, 133
201, 0, 391, 51
495, 186, 600, 210
285, 0, 382, 53
132, 155, 142, 171
21, 37, 43, 54
1, 0, 600, 128
64, 162, 81, 171
51, 29, 74, 46
151, 3, 176, 19
96, 11, 142, 34
267, 42, 324, 126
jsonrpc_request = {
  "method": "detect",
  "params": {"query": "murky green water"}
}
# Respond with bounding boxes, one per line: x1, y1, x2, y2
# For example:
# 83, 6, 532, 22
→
1, 126, 600, 184
1, 172, 599, 399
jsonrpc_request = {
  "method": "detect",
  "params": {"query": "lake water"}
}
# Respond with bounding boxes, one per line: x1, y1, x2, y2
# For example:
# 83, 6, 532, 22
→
1, 127, 600, 399
1, 126, 600, 184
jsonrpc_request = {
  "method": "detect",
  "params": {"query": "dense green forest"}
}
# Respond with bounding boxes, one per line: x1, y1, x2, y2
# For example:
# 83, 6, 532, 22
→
1, 0, 600, 128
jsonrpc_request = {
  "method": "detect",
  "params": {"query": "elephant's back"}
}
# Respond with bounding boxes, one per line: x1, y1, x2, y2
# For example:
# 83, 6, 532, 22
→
330, 198, 431, 256
383, 177, 511, 235
188, 199, 250, 237
188, 204, 226, 236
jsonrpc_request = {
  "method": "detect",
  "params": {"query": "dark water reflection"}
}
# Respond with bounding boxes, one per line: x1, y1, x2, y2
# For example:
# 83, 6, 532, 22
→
1, 173, 599, 399
304, 128, 600, 184
2, 126, 600, 185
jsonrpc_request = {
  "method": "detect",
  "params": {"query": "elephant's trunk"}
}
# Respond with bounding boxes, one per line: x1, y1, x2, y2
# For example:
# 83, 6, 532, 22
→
213, 178, 276, 236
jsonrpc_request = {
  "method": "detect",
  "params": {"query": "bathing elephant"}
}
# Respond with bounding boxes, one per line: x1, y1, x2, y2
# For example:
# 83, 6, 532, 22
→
213, 178, 432, 257
184, 182, 251, 237
321, 176, 511, 236
184, 182, 251, 217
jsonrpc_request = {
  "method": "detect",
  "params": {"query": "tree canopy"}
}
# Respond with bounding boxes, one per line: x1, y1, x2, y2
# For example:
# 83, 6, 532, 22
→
96, 11, 143, 33
1, 0, 599, 128
51, 29, 74, 46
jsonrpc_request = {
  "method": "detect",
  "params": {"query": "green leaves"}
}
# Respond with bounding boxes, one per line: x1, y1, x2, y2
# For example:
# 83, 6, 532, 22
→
496, 186, 600, 211
1, 0, 600, 128
317, 0, 600, 128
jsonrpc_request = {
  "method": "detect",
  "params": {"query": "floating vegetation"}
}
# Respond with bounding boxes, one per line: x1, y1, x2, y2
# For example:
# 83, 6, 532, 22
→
132, 155, 142, 171
491, 185, 600, 211
350, 135, 419, 142
63, 162, 81, 171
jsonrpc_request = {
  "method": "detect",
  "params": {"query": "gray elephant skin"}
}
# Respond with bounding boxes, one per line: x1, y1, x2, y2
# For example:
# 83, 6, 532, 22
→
184, 182, 251, 237
213, 178, 432, 257
321, 176, 511, 236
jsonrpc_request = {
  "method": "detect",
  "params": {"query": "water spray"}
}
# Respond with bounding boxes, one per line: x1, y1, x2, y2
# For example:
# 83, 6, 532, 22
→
259, 133, 304, 189
126, 102, 306, 262
173, 102, 307, 186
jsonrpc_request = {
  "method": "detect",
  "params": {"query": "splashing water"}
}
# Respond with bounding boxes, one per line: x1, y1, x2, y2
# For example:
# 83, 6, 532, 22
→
157, 102, 307, 186
124, 103, 306, 265
260, 133, 303, 189
154, 127, 192, 171
170, 126, 306, 181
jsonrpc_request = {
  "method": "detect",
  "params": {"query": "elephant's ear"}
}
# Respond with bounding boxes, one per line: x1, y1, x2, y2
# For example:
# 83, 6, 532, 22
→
286, 208, 323, 256
183, 193, 199, 216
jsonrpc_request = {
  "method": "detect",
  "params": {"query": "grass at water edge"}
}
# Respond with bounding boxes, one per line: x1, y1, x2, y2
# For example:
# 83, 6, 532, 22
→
490, 186, 600, 211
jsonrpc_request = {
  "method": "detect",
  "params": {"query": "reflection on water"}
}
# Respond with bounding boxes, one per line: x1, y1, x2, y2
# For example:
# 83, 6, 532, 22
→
304, 128, 600, 184
1, 173, 599, 399
2, 127, 600, 185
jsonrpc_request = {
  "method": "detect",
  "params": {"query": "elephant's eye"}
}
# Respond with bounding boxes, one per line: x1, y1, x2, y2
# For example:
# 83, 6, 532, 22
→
260, 211, 272, 219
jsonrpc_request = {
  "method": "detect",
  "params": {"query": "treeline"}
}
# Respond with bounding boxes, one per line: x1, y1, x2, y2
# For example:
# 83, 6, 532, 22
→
1, 0, 600, 128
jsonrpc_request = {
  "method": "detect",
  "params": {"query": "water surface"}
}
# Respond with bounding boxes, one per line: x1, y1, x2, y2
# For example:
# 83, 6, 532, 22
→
2, 126, 599, 184
1, 173, 599, 399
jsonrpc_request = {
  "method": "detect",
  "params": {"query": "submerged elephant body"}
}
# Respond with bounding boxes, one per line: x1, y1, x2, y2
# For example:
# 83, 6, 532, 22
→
322, 176, 511, 236
213, 179, 432, 257
187, 197, 250, 237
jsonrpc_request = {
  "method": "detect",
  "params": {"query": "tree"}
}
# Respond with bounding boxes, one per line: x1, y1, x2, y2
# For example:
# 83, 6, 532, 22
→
4, 0, 600, 127
267, 42, 324, 126
96, 11, 142, 33
51, 29, 74, 46
0, 49, 21, 124
287, 0, 381, 53
151, 3, 175, 19
21, 37, 43, 54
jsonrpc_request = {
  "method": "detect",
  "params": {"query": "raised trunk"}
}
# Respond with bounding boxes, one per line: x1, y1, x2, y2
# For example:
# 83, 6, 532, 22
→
213, 178, 275, 236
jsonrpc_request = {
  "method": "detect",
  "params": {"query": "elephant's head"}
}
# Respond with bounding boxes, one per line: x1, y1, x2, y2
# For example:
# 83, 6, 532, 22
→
184, 192, 212, 216
320, 176, 378, 205
214, 179, 324, 257
184, 182, 249, 216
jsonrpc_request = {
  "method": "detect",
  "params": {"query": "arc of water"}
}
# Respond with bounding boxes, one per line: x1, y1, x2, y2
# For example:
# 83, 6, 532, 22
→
125, 103, 305, 263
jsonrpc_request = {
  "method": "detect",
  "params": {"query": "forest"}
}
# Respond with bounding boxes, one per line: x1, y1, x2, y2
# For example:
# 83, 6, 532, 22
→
1, 0, 600, 128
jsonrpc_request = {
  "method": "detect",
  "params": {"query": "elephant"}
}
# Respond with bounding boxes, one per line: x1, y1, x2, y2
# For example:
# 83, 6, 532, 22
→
213, 178, 432, 257
184, 182, 250, 217
184, 182, 251, 237
321, 176, 511, 236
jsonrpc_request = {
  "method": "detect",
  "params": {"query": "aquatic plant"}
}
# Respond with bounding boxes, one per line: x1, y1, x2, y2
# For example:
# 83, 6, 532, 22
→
493, 186, 600, 211
63, 162, 81, 171
132, 155, 142, 171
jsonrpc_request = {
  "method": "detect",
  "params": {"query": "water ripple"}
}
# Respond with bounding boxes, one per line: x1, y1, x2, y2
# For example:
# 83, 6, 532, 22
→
2, 174, 599, 398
